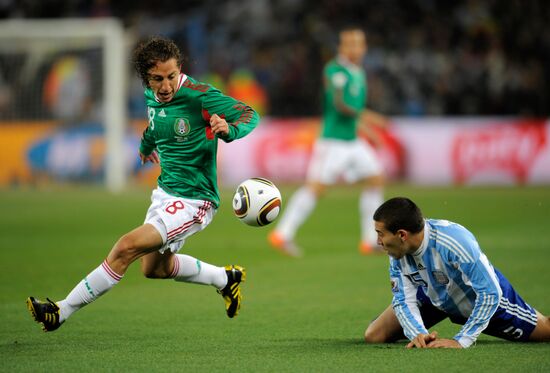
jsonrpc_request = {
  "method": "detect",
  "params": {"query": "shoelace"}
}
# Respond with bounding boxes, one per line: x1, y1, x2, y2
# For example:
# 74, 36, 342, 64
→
45, 298, 59, 311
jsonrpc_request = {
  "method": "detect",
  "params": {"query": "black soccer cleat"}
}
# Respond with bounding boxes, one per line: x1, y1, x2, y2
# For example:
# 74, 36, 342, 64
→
218, 265, 246, 318
26, 296, 61, 332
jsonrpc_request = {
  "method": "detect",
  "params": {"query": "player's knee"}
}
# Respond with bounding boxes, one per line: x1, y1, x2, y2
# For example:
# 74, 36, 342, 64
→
364, 322, 386, 343
140, 262, 169, 279
365, 318, 400, 343
364, 174, 384, 188
142, 268, 163, 279
530, 314, 550, 342
543, 316, 550, 341
111, 234, 142, 265
307, 183, 326, 197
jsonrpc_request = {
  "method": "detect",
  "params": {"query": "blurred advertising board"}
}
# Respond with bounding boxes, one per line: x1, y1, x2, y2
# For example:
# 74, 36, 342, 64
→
391, 118, 550, 185
217, 117, 405, 186
1, 117, 548, 187
0, 121, 143, 186
219, 117, 550, 186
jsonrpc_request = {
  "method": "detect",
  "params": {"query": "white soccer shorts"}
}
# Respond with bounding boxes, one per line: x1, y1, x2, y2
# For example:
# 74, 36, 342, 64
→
306, 138, 383, 184
144, 187, 216, 254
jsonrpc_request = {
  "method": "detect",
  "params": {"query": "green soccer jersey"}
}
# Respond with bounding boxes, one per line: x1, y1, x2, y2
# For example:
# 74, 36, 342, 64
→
321, 57, 367, 141
139, 74, 259, 208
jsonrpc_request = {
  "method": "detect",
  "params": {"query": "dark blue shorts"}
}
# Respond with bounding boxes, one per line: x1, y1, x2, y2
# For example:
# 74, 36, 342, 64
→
417, 268, 538, 342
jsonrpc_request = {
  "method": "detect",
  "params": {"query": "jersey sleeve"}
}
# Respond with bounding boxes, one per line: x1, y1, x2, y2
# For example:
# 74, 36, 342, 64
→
325, 66, 359, 117
454, 254, 501, 347
390, 259, 429, 340
331, 71, 348, 89
202, 89, 260, 143
439, 225, 502, 348
139, 121, 156, 156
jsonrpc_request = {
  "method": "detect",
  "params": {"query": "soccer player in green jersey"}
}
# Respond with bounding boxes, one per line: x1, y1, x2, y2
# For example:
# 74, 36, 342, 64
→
269, 26, 387, 257
27, 36, 260, 332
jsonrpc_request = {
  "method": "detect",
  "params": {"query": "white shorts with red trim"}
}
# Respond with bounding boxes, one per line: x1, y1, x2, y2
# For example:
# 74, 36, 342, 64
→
306, 138, 383, 184
144, 187, 216, 254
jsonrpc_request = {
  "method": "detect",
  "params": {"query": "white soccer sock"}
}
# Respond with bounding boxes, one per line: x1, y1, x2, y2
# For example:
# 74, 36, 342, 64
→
57, 260, 122, 323
171, 254, 227, 290
360, 187, 384, 245
275, 186, 317, 240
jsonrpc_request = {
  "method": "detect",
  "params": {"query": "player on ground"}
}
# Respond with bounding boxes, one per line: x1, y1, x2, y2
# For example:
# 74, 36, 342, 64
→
364, 197, 550, 348
268, 26, 387, 257
27, 36, 260, 332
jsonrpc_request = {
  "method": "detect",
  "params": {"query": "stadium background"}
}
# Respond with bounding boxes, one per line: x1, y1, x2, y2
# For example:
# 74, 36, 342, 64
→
1, 0, 549, 188
1, 1, 550, 372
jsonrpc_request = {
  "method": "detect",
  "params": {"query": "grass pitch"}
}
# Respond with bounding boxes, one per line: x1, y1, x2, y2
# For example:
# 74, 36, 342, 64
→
1, 184, 549, 372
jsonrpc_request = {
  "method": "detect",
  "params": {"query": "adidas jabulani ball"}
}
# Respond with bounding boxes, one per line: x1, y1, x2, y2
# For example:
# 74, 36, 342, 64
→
232, 178, 282, 227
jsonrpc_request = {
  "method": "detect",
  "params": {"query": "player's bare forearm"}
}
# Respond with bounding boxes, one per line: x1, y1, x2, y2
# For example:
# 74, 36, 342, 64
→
358, 123, 383, 147
361, 109, 389, 128
358, 109, 389, 148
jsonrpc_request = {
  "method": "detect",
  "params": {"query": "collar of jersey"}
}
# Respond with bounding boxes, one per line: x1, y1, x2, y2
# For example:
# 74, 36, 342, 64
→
153, 73, 188, 103
336, 55, 362, 73
412, 220, 430, 258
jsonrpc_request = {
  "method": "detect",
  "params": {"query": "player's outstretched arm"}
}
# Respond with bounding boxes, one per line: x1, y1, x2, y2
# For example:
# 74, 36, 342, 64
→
202, 89, 259, 142
361, 109, 389, 128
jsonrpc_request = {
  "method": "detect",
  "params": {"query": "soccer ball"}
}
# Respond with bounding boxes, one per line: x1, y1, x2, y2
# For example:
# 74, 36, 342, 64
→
232, 178, 282, 227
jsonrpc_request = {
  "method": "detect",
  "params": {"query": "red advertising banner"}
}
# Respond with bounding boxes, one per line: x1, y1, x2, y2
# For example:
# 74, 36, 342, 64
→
391, 118, 550, 185
451, 122, 546, 184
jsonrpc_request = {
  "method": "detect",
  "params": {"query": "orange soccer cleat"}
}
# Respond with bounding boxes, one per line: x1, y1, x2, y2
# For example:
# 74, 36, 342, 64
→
267, 231, 303, 258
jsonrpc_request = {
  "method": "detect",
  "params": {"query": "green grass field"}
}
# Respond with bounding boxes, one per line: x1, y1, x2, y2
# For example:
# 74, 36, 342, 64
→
1, 184, 549, 372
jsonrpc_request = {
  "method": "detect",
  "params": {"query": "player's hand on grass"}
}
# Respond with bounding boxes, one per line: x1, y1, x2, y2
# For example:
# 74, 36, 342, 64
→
139, 150, 159, 165
426, 338, 463, 349
210, 114, 229, 136
406, 331, 439, 348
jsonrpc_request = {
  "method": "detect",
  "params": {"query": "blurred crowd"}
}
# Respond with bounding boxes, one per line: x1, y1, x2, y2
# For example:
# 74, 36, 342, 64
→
0, 0, 549, 118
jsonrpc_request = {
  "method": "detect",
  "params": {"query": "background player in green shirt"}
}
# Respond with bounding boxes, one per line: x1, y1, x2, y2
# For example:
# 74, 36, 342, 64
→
269, 26, 387, 257
27, 36, 259, 332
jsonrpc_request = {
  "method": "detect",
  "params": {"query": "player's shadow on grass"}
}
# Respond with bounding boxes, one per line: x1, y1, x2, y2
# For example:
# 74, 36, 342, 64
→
268, 337, 392, 352
268, 337, 519, 352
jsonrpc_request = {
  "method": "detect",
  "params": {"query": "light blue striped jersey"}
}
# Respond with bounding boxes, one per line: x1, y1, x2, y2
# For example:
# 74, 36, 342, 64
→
390, 219, 502, 347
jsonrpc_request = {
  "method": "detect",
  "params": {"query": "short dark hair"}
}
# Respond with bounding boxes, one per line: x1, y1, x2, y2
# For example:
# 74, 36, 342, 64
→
132, 36, 182, 87
338, 24, 365, 34
373, 197, 424, 234
338, 25, 366, 39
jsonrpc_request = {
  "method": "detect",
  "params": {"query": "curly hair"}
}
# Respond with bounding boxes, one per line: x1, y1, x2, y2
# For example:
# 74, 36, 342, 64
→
132, 36, 182, 87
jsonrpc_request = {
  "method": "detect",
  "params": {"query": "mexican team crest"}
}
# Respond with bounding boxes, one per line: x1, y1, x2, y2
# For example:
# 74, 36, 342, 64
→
174, 118, 190, 136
